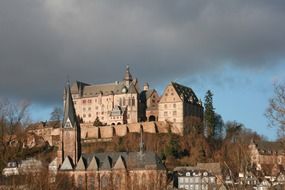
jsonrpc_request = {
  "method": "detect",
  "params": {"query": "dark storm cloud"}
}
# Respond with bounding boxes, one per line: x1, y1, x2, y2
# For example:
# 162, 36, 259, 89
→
1, 0, 285, 104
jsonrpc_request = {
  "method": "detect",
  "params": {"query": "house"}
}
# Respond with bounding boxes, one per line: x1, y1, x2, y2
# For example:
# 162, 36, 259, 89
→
175, 169, 217, 190
249, 140, 285, 174
257, 179, 271, 190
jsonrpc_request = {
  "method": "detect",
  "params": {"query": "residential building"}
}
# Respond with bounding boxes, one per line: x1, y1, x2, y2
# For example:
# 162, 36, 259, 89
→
175, 169, 217, 190
249, 140, 285, 175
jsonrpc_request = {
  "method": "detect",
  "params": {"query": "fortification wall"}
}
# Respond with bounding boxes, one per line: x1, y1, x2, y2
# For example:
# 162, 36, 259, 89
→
114, 125, 128, 137
33, 121, 184, 144
127, 123, 141, 133
142, 122, 157, 133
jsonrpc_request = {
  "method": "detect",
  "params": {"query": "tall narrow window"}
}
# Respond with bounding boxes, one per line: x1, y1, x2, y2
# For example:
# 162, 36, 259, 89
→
132, 97, 135, 106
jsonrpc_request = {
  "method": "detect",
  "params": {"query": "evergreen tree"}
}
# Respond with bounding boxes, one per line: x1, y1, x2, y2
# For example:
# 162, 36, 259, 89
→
93, 116, 103, 127
204, 90, 215, 138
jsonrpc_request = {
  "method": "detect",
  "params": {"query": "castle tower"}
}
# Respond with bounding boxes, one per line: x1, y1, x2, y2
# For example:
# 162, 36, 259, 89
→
123, 65, 133, 87
143, 82, 149, 91
57, 82, 81, 165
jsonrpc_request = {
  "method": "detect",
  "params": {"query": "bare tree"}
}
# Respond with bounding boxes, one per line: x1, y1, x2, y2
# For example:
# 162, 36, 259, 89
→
0, 98, 30, 171
50, 106, 63, 128
265, 82, 285, 138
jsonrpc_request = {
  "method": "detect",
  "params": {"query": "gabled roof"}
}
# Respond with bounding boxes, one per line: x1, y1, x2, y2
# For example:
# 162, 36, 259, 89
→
63, 83, 78, 128
81, 151, 166, 171
113, 156, 126, 170
101, 156, 112, 170
87, 156, 99, 171
171, 82, 200, 104
76, 156, 86, 170
60, 156, 74, 170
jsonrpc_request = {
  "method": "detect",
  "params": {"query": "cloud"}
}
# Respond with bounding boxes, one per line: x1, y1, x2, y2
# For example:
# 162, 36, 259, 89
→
1, 0, 285, 104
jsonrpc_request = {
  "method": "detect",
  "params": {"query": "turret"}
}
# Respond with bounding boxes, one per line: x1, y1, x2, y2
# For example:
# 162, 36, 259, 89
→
123, 65, 133, 87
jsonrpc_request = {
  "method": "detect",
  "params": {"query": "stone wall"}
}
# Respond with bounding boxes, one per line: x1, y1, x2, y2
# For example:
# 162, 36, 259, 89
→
28, 121, 183, 144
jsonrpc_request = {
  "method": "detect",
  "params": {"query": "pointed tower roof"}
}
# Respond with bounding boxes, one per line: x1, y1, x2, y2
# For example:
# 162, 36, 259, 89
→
87, 156, 99, 171
123, 65, 133, 82
60, 156, 74, 170
113, 155, 126, 170
63, 82, 78, 128
76, 156, 86, 170
101, 156, 112, 170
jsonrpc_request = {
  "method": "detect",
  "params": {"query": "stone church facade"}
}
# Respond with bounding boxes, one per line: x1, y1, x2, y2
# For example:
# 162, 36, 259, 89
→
49, 82, 167, 190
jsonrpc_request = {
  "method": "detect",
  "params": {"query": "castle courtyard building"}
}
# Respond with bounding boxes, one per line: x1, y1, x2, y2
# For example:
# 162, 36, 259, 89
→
158, 82, 203, 134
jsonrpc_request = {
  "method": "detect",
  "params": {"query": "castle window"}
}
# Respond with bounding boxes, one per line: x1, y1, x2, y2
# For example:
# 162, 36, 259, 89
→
173, 111, 177, 116
165, 93, 168, 96
82, 100, 86, 104
83, 114, 86, 118
88, 99, 92, 103
164, 104, 167, 109
123, 98, 126, 106
88, 114, 91, 117
173, 103, 176, 108
164, 112, 168, 116
83, 107, 86, 112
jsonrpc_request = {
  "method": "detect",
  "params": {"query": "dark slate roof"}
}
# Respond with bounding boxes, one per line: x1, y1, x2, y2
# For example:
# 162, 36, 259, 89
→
63, 84, 78, 128
81, 151, 165, 171
255, 141, 285, 154
171, 82, 199, 104
177, 169, 215, 177
71, 80, 139, 97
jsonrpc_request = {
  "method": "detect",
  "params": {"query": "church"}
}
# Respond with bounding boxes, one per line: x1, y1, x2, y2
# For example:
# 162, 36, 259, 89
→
49, 82, 167, 190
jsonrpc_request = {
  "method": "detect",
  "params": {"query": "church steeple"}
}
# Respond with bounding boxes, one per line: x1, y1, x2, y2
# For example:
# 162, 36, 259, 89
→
58, 81, 81, 165
63, 81, 78, 129
123, 65, 133, 87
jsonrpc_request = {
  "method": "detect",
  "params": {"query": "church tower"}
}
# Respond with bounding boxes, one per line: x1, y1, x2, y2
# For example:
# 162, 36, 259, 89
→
57, 82, 81, 166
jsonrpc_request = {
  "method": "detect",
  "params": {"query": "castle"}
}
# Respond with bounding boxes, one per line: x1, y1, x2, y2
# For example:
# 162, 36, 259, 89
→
70, 66, 203, 135
49, 82, 167, 190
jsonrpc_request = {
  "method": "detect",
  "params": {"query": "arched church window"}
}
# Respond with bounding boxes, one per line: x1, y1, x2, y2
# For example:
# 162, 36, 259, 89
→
78, 175, 84, 190
101, 175, 110, 190
132, 97, 135, 106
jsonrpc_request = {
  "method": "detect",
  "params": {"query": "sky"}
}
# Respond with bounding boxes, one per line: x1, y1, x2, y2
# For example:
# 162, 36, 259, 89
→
1, 0, 285, 140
